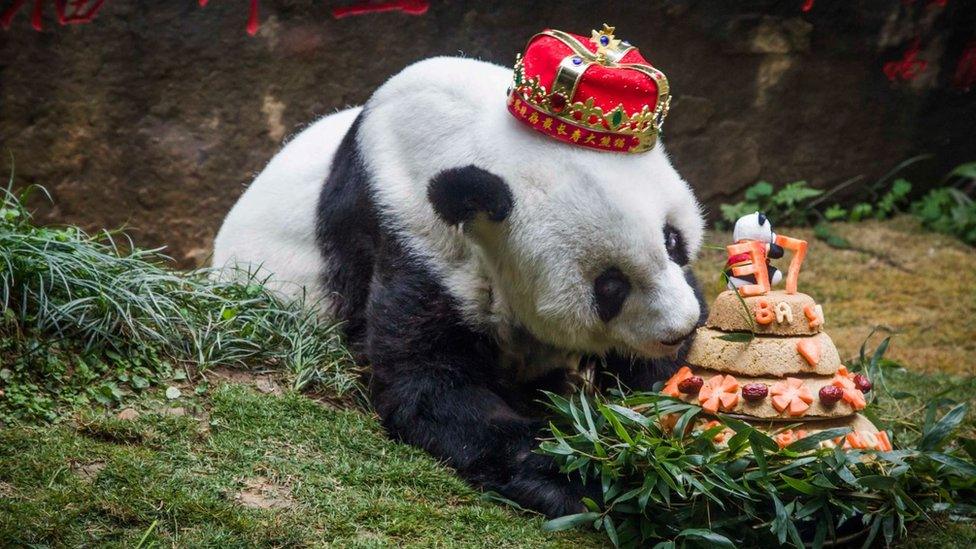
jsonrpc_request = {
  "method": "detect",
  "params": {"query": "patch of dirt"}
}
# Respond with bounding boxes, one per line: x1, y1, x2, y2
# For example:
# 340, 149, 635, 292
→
205, 366, 265, 384
305, 389, 359, 411
206, 366, 285, 396
255, 377, 282, 395
72, 460, 106, 482
0, 481, 16, 497
116, 408, 140, 421
233, 477, 294, 510
195, 409, 212, 437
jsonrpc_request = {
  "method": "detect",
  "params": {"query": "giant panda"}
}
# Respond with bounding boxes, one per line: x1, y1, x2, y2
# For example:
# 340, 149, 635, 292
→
213, 55, 706, 517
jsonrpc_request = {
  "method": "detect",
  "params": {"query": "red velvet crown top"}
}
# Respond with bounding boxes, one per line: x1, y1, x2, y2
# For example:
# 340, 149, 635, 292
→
507, 24, 671, 153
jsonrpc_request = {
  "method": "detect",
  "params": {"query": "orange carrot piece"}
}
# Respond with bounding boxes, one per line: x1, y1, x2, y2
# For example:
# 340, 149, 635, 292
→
663, 366, 692, 398
803, 303, 824, 329
727, 240, 770, 297
754, 299, 775, 325
770, 378, 811, 416
775, 429, 807, 448
774, 234, 808, 294
844, 388, 867, 410
699, 374, 739, 413
797, 338, 821, 367
876, 431, 893, 451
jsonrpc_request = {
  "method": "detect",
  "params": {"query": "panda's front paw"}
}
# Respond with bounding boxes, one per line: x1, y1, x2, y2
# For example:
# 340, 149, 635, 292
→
503, 452, 600, 518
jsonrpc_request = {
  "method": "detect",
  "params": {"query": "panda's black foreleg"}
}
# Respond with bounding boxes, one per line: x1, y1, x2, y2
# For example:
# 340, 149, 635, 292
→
370, 365, 591, 517
364, 248, 591, 518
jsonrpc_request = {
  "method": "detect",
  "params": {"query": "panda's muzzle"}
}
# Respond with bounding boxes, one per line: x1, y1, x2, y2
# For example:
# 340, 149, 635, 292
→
661, 327, 697, 347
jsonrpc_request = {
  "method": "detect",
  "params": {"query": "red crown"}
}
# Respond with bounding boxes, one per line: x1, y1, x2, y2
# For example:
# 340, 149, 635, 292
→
507, 24, 671, 154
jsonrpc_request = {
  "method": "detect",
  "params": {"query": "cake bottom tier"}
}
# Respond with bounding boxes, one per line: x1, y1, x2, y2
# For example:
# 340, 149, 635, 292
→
683, 413, 892, 451
668, 366, 863, 419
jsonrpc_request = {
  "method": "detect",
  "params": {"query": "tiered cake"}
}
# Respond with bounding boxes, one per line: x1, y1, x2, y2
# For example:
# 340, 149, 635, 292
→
662, 221, 891, 451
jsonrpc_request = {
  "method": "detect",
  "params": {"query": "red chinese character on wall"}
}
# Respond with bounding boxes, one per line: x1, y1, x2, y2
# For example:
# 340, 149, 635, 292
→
953, 40, 976, 91
883, 38, 928, 82
1, 0, 105, 30
332, 0, 429, 19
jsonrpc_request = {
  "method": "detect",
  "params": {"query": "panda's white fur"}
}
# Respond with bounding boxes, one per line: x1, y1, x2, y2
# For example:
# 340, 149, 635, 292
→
214, 106, 361, 305
215, 56, 704, 361
213, 56, 706, 517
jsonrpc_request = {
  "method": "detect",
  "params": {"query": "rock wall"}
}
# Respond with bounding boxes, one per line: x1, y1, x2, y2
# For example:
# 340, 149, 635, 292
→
1, 0, 973, 266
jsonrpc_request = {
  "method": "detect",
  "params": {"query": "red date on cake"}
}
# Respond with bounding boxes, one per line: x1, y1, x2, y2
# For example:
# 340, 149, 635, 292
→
678, 375, 704, 394
741, 383, 769, 401
819, 385, 843, 405
854, 374, 872, 393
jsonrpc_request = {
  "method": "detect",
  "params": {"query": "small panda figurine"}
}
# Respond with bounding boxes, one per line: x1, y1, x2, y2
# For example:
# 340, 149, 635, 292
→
725, 211, 785, 289
214, 47, 705, 516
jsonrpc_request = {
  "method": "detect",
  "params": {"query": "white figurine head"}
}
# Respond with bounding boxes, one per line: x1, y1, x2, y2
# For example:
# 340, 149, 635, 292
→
733, 211, 775, 243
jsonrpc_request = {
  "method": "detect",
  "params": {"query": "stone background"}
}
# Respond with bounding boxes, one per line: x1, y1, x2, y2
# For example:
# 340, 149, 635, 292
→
1, 0, 974, 266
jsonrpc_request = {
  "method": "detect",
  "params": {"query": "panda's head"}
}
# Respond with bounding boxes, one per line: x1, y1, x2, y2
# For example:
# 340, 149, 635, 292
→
359, 57, 705, 358
733, 212, 775, 243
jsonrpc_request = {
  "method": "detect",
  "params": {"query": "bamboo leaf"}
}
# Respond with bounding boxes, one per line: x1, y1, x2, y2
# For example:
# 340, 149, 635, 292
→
786, 427, 850, 452
601, 404, 635, 446
676, 528, 735, 548
780, 475, 818, 495
604, 516, 619, 547
857, 475, 898, 490
607, 404, 653, 428
927, 452, 976, 477
672, 406, 700, 439
919, 403, 968, 451
542, 512, 601, 532
718, 332, 754, 343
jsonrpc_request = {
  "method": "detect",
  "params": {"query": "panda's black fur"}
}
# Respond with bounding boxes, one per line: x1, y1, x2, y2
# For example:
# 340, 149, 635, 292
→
315, 110, 707, 517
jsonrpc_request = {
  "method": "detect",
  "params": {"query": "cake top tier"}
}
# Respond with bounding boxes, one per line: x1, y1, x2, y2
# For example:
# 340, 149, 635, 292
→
707, 290, 825, 336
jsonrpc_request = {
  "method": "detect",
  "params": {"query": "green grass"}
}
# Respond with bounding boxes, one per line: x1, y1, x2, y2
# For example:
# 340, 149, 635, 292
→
0, 183, 357, 422
0, 371, 971, 547
0, 382, 601, 547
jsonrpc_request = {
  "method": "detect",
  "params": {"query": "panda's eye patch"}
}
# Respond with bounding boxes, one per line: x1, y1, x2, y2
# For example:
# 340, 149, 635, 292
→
593, 267, 631, 322
664, 224, 689, 265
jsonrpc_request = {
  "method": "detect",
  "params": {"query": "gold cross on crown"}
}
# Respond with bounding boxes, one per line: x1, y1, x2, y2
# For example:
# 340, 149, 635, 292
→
590, 23, 622, 59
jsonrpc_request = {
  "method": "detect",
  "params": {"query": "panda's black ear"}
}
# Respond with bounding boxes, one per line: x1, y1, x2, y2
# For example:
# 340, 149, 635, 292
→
427, 165, 514, 226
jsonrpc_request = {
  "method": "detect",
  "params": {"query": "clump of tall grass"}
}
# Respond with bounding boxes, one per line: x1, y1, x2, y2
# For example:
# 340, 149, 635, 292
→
0, 176, 358, 421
